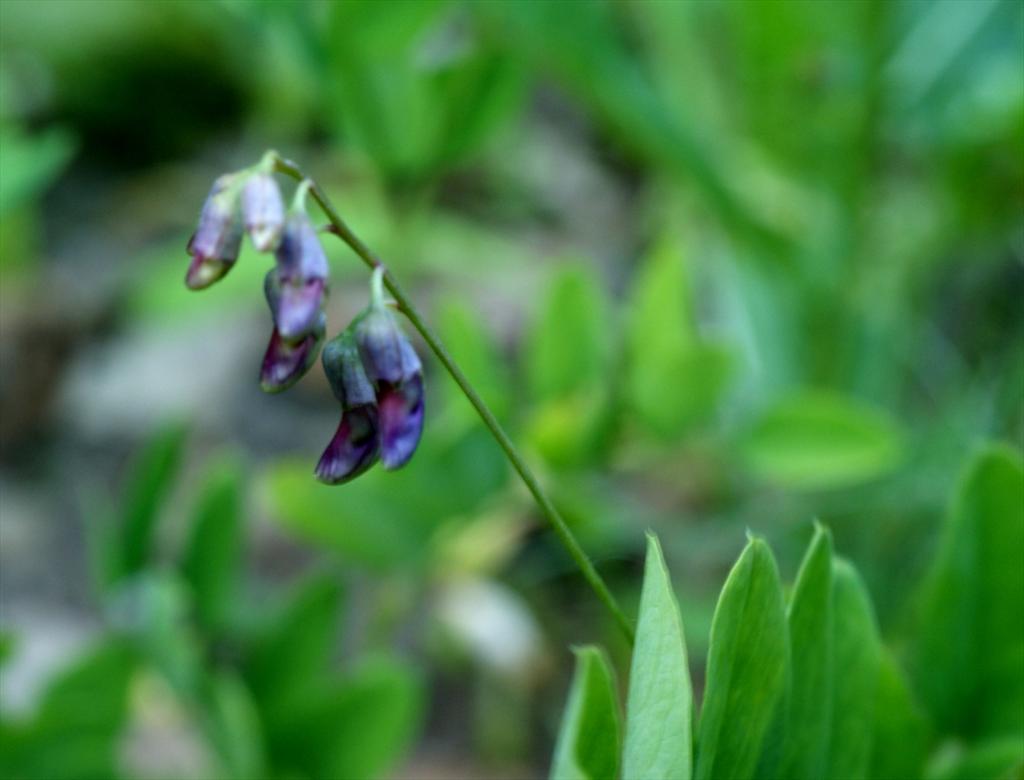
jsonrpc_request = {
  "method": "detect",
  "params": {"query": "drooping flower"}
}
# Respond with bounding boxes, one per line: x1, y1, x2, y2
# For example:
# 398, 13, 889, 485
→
273, 182, 329, 341
241, 171, 285, 252
260, 268, 324, 393
186, 174, 243, 290
354, 269, 424, 469
316, 328, 380, 484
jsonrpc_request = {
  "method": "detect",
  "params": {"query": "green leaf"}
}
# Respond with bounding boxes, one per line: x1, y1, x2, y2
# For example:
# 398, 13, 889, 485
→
263, 425, 505, 571
824, 559, 881, 780
0, 125, 76, 216
740, 391, 905, 490
622, 533, 693, 780
270, 656, 424, 780
627, 236, 733, 439
1, 640, 136, 780
550, 646, 621, 780
695, 536, 788, 780
527, 263, 611, 403
777, 523, 833, 780
245, 573, 343, 714
204, 672, 266, 780
436, 299, 511, 425
870, 649, 929, 780
117, 422, 187, 580
180, 456, 244, 632
911, 445, 1024, 739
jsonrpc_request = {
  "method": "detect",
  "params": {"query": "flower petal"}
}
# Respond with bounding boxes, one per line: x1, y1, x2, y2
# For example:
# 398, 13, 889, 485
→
314, 405, 380, 484
378, 373, 424, 470
259, 318, 325, 394
242, 172, 285, 252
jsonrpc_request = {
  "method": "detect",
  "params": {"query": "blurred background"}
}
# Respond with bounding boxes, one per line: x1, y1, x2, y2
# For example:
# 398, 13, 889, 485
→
0, 0, 1021, 778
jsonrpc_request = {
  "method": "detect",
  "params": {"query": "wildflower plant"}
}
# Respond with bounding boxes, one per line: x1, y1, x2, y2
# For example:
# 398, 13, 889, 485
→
185, 151, 633, 641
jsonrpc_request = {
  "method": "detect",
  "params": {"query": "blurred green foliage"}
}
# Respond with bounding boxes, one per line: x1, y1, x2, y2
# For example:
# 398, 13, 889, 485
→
0, 0, 1021, 777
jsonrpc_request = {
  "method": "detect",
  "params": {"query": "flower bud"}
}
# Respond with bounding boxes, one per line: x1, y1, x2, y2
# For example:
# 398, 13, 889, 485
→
259, 314, 325, 394
315, 329, 380, 484
273, 211, 329, 340
354, 289, 424, 470
241, 172, 285, 252
186, 174, 243, 290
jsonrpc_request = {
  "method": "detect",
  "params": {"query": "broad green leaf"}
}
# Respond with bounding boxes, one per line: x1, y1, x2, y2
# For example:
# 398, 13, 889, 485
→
869, 649, 929, 780
117, 423, 187, 580
527, 263, 611, 403
627, 236, 733, 439
740, 391, 904, 490
912, 445, 1024, 738
695, 536, 788, 780
269, 656, 424, 780
180, 456, 244, 632
623, 534, 693, 780
245, 573, 342, 713
824, 559, 881, 780
550, 646, 621, 780
0, 640, 136, 780
204, 672, 266, 780
436, 299, 511, 426
777, 523, 834, 780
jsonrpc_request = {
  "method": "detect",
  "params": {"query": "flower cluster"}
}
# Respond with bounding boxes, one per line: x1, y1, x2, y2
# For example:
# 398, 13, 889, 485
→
185, 156, 424, 484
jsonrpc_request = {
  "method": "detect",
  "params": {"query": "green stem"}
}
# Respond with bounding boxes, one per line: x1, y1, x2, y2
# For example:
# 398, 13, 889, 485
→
272, 153, 635, 645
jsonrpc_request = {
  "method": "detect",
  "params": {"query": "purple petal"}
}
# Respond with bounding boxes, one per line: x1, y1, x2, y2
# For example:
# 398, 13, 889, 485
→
186, 176, 242, 289
314, 405, 380, 485
275, 212, 329, 281
259, 321, 324, 394
276, 277, 326, 340
355, 307, 421, 384
242, 173, 284, 252
378, 373, 424, 470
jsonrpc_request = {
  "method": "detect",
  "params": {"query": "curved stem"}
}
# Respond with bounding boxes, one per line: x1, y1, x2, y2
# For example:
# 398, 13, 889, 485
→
272, 153, 635, 645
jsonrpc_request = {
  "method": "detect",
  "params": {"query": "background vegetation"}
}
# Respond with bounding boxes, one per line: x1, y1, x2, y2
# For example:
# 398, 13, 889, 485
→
0, 1, 1021, 778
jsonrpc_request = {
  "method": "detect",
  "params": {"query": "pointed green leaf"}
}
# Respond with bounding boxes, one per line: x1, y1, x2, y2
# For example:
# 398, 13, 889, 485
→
245, 573, 343, 712
204, 672, 266, 780
824, 559, 881, 780
869, 649, 929, 780
550, 646, 621, 780
527, 263, 611, 403
180, 456, 244, 632
777, 523, 834, 780
627, 236, 733, 440
270, 656, 423, 780
622, 533, 693, 780
695, 537, 788, 780
912, 445, 1024, 738
118, 423, 187, 580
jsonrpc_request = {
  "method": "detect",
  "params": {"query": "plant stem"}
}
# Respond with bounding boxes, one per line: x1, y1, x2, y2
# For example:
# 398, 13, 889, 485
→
273, 153, 635, 645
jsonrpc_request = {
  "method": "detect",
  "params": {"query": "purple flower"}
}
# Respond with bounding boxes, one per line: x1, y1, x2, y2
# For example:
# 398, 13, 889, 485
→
315, 329, 380, 484
186, 174, 243, 290
260, 314, 325, 394
241, 172, 285, 252
355, 295, 424, 470
273, 210, 329, 340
